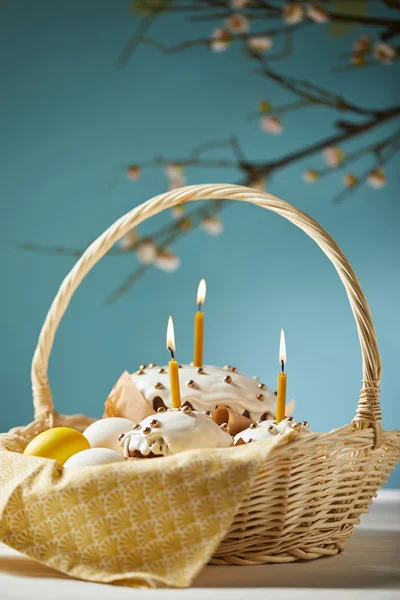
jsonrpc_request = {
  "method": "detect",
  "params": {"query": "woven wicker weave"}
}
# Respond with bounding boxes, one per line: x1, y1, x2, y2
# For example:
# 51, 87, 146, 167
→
10, 184, 400, 565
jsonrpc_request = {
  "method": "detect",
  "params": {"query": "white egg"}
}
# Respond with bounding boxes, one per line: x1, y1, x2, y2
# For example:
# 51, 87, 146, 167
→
83, 417, 134, 455
63, 448, 124, 468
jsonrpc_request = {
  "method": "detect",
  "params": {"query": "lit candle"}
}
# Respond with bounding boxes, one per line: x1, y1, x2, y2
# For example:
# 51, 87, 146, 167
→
276, 329, 287, 422
193, 278, 206, 367
167, 316, 181, 409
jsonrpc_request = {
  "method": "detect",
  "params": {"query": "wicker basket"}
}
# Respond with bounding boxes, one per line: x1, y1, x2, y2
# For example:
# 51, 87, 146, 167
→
6, 184, 400, 568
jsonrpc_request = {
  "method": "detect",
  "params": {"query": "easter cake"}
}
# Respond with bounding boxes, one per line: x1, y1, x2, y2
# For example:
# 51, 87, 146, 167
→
113, 363, 290, 423
234, 416, 310, 445
119, 407, 232, 458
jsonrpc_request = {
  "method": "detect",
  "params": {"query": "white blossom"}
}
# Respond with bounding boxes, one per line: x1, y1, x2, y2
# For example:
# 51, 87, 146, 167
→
201, 215, 224, 236
165, 163, 184, 180
282, 3, 304, 25
367, 168, 386, 189
165, 163, 186, 191
306, 4, 329, 23
261, 115, 282, 135
323, 146, 344, 167
136, 238, 157, 264
167, 176, 186, 191
374, 43, 396, 65
154, 250, 181, 272
119, 230, 139, 250
226, 13, 250, 34
171, 205, 185, 219
248, 36, 273, 53
303, 169, 319, 183
210, 28, 231, 52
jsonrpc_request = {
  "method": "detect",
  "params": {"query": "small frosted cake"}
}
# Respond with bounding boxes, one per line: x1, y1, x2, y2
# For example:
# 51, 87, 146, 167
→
119, 407, 232, 458
130, 364, 282, 422
234, 417, 310, 445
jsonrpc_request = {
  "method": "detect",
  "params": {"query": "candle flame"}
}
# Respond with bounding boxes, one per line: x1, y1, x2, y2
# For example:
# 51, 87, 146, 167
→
279, 329, 286, 365
197, 278, 206, 307
167, 316, 176, 354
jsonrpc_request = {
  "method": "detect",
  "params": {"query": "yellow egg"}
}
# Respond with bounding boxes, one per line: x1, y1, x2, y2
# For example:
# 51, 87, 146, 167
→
23, 427, 91, 464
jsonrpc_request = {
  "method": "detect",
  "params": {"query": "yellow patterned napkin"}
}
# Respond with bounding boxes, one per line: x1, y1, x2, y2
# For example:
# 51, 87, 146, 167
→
0, 430, 293, 588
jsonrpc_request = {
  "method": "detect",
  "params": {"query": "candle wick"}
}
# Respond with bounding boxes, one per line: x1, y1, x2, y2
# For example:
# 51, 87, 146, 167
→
198, 302, 202, 312
281, 359, 285, 373
168, 346, 175, 360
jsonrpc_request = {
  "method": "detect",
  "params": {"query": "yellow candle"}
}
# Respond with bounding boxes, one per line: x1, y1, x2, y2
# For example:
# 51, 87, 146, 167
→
167, 316, 181, 408
194, 278, 206, 367
276, 329, 287, 422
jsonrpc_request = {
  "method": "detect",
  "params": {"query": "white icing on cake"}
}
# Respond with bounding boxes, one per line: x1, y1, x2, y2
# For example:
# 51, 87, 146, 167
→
130, 364, 277, 422
234, 417, 310, 445
120, 409, 233, 457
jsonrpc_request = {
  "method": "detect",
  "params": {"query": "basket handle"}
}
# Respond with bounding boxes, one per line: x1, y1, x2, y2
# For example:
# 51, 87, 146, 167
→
31, 184, 382, 447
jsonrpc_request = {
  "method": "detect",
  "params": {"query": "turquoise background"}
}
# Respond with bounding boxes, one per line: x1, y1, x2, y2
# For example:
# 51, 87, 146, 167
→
1, 2, 399, 485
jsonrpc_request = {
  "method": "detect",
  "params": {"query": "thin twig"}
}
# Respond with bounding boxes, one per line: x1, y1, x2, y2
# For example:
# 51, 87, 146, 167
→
108, 107, 400, 298
326, 11, 400, 28
259, 105, 400, 176
19, 209, 192, 259
106, 264, 152, 305
261, 27, 294, 63
20, 193, 232, 263
139, 25, 298, 55
229, 136, 246, 163
253, 58, 384, 117
318, 129, 400, 179
332, 168, 375, 205
332, 144, 400, 205
18, 243, 87, 258
189, 135, 246, 162
248, 98, 310, 121
334, 53, 400, 73
142, 156, 239, 169
249, 1, 400, 28
190, 138, 240, 159
187, 10, 279, 21
117, 13, 158, 68
106, 198, 229, 304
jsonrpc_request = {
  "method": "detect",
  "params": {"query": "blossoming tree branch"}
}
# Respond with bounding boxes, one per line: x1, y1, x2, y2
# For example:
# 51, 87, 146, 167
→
22, 0, 400, 302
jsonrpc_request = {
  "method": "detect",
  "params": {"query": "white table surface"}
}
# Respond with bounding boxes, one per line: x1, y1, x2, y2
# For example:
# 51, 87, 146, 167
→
1, 490, 399, 600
